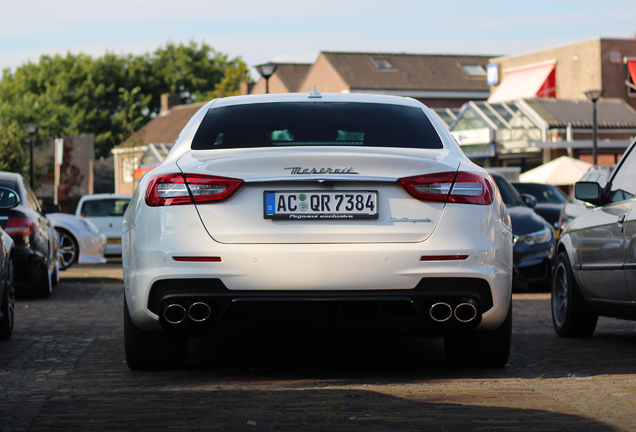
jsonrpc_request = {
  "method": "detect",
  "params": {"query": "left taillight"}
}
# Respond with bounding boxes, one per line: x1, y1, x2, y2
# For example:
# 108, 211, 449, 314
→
5, 217, 35, 236
145, 173, 244, 207
398, 171, 493, 205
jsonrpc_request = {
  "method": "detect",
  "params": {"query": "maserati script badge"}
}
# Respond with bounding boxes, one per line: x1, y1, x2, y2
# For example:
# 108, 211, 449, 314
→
285, 166, 358, 175
389, 217, 433, 223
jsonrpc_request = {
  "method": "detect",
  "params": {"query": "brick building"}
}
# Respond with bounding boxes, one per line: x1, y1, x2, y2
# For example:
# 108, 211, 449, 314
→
251, 52, 494, 108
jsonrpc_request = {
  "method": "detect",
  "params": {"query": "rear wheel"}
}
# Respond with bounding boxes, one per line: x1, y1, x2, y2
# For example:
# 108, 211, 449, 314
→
57, 229, 78, 270
56, 228, 79, 270
124, 298, 189, 370
444, 303, 512, 368
0, 259, 15, 340
551, 251, 597, 337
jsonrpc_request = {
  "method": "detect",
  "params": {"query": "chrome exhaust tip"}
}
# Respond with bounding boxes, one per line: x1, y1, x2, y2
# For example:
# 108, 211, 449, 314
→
163, 304, 187, 324
454, 303, 478, 323
188, 302, 212, 322
430, 302, 453, 322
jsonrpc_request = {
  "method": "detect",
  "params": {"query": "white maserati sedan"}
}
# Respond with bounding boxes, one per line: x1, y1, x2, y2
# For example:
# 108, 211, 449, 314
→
122, 92, 513, 370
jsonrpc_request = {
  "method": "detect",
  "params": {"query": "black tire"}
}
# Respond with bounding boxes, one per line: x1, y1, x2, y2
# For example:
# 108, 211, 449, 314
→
57, 229, 78, 271
551, 251, 598, 337
444, 302, 512, 369
0, 259, 15, 340
124, 298, 189, 370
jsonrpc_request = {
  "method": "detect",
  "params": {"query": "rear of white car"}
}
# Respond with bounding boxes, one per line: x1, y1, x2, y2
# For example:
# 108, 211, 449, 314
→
76, 194, 131, 256
122, 93, 513, 370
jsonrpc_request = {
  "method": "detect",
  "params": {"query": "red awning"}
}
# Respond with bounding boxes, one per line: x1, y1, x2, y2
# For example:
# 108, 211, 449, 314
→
627, 60, 636, 87
488, 62, 556, 103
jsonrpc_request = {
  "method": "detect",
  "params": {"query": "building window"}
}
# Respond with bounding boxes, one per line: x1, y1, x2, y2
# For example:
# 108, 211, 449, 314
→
122, 157, 139, 183
371, 57, 394, 71
461, 64, 487, 77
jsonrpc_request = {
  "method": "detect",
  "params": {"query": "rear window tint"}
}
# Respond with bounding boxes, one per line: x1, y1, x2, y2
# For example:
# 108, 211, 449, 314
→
191, 102, 443, 150
80, 199, 130, 217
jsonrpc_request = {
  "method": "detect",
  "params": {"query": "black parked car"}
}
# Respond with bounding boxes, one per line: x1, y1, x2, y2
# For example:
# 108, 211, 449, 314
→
511, 182, 568, 234
552, 138, 636, 337
0, 172, 59, 298
0, 221, 15, 340
491, 173, 556, 291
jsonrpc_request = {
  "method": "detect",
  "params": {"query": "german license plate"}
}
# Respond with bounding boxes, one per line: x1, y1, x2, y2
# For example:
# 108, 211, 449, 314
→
264, 191, 378, 220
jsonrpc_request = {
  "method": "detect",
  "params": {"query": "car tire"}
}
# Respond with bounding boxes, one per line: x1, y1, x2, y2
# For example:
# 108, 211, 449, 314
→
57, 229, 78, 271
444, 302, 512, 369
124, 298, 189, 370
0, 259, 15, 340
551, 251, 598, 337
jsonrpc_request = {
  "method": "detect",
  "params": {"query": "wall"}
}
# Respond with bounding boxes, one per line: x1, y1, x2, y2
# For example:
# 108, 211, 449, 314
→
490, 38, 636, 110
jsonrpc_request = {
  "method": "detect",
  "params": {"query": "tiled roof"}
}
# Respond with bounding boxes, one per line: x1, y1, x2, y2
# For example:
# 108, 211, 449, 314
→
523, 98, 636, 129
322, 52, 494, 92
274, 63, 312, 92
115, 102, 207, 149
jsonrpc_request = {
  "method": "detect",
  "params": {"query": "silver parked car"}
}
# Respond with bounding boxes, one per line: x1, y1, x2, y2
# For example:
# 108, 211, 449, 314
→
76, 194, 131, 257
45, 209, 107, 270
552, 137, 636, 337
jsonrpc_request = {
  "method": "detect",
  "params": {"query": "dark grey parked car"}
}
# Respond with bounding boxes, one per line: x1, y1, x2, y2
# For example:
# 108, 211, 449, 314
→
0, 173, 59, 298
552, 138, 636, 337
0, 221, 15, 340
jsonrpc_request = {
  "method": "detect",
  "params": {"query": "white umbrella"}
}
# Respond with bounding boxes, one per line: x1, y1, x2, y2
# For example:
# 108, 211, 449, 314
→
519, 156, 592, 185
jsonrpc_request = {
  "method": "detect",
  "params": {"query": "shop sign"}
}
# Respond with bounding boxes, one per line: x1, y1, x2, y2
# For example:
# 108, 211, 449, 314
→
451, 128, 492, 146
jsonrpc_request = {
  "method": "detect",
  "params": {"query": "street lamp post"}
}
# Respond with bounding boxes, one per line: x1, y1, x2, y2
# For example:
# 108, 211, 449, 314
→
22, 123, 39, 189
255, 63, 278, 94
585, 89, 603, 166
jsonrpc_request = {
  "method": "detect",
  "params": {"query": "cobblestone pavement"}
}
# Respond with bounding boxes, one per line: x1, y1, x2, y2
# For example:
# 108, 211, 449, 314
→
1, 262, 635, 431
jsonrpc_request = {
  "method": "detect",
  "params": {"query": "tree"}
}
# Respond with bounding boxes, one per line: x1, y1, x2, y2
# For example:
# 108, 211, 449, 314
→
0, 41, 249, 175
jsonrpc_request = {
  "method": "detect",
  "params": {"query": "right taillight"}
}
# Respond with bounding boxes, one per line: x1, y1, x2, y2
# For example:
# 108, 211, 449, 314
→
5, 217, 35, 236
398, 171, 493, 205
145, 173, 244, 207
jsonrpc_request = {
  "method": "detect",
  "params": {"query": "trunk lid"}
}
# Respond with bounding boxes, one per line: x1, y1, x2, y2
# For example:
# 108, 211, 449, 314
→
176, 147, 461, 244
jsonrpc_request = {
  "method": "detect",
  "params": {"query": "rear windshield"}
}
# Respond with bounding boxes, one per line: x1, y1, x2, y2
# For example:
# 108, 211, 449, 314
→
191, 102, 443, 150
80, 199, 130, 217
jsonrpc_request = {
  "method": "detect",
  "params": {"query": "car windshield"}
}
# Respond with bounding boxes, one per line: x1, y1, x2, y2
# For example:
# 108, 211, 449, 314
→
191, 102, 444, 150
80, 199, 130, 217
492, 175, 524, 207
512, 183, 567, 204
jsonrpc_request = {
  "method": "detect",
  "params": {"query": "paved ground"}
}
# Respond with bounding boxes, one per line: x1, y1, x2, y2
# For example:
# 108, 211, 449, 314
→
1, 262, 635, 431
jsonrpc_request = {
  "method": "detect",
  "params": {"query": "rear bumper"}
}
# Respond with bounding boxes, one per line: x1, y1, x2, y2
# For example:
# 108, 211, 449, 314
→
147, 277, 493, 335
13, 246, 46, 288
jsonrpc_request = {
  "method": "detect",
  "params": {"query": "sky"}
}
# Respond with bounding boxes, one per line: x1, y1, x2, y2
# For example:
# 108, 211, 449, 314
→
1, 0, 636, 81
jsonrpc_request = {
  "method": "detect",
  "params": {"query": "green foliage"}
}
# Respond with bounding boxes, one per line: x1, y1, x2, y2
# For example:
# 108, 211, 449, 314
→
0, 41, 249, 174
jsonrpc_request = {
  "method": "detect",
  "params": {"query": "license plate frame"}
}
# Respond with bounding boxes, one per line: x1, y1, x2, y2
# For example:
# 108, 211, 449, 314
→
264, 190, 378, 220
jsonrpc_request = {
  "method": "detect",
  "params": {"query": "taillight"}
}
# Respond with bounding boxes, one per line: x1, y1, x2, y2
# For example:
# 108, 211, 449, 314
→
145, 173, 244, 207
398, 172, 493, 205
5, 217, 35, 236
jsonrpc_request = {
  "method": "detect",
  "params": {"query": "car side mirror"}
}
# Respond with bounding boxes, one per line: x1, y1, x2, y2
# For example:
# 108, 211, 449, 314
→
574, 181, 604, 206
0, 187, 19, 209
520, 193, 537, 208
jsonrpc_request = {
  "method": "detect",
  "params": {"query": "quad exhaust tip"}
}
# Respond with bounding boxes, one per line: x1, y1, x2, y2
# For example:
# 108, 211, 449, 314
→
429, 302, 478, 323
188, 302, 212, 322
164, 304, 187, 324
163, 302, 213, 324
430, 302, 453, 322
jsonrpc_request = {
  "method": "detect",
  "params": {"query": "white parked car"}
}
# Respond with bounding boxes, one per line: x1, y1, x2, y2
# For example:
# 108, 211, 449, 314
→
45, 210, 107, 270
122, 92, 514, 370
76, 194, 131, 256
